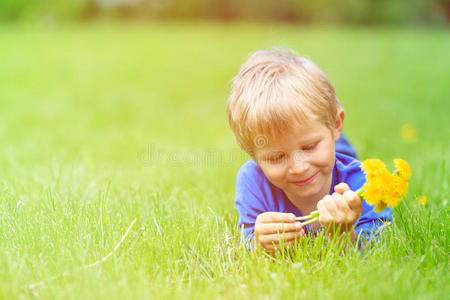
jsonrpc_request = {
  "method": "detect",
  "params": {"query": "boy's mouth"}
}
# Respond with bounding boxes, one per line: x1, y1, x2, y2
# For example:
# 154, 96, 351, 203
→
291, 172, 319, 186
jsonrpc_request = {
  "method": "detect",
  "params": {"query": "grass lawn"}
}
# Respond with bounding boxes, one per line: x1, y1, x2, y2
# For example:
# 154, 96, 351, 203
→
0, 21, 448, 299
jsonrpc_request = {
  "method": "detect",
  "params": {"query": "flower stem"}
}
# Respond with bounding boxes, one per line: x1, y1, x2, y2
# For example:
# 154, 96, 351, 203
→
301, 217, 319, 226
295, 189, 364, 222
295, 210, 319, 221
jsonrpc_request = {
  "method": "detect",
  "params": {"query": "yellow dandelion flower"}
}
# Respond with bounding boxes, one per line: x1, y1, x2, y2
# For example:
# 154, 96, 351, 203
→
375, 169, 395, 193
394, 176, 409, 198
400, 123, 417, 143
362, 184, 384, 207
358, 158, 411, 213
386, 190, 402, 208
394, 158, 411, 180
417, 196, 427, 205
361, 159, 387, 177
374, 202, 387, 213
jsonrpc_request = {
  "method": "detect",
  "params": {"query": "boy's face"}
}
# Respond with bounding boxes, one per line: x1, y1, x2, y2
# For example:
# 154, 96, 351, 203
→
255, 119, 341, 206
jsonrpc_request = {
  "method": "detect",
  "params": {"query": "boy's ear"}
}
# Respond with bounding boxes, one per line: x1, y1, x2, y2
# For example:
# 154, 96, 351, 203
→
333, 109, 345, 141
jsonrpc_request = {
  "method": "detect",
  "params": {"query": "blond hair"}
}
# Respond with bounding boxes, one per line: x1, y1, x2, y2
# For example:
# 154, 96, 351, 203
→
227, 49, 342, 157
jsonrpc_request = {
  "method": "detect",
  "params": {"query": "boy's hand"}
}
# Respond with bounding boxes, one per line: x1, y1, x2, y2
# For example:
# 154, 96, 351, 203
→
254, 212, 305, 253
317, 183, 363, 237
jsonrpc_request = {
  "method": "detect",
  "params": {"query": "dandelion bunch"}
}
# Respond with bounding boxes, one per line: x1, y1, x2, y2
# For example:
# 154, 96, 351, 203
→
359, 158, 411, 212
297, 158, 411, 223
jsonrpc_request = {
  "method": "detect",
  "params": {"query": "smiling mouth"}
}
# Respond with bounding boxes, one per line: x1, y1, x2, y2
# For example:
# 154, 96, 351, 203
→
291, 172, 319, 186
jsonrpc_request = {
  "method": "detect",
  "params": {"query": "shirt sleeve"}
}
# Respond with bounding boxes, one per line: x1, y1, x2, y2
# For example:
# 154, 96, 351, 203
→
336, 154, 393, 248
234, 162, 268, 245
354, 203, 392, 248
335, 133, 358, 159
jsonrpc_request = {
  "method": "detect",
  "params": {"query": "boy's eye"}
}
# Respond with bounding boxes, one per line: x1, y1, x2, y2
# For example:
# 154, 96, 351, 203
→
303, 143, 317, 151
267, 154, 285, 163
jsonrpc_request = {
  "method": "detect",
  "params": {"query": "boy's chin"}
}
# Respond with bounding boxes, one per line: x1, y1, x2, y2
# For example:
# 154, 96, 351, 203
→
288, 183, 324, 200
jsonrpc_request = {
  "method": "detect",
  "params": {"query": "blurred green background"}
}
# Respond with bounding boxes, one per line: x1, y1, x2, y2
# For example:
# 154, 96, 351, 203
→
0, 1, 449, 299
1, 0, 449, 25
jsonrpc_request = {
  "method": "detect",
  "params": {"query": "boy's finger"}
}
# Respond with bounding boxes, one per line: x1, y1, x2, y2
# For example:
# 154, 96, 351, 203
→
324, 195, 338, 217
334, 192, 352, 212
344, 190, 361, 210
318, 196, 334, 224
334, 182, 350, 194
259, 231, 303, 245
318, 195, 333, 213
258, 212, 296, 224
256, 222, 302, 235
333, 193, 355, 223
262, 238, 298, 254
327, 195, 349, 224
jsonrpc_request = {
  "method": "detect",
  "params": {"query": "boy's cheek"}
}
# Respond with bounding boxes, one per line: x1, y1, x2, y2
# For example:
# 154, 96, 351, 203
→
259, 165, 286, 186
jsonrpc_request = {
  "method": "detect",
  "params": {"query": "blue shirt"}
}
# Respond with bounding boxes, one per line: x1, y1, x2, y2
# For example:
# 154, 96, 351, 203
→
234, 135, 392, 246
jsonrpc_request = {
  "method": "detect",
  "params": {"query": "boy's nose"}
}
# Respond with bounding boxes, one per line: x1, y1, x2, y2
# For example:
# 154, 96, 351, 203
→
288, 151, 310, 175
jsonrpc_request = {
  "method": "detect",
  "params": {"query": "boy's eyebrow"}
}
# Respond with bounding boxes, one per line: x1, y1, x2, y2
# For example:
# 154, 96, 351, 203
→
259, 150, 284, 157
259, 135, 323, 155
256, 151, 285, 161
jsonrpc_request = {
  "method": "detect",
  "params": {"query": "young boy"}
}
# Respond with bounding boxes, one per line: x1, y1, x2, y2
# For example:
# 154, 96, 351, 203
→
226, 49, 391, 253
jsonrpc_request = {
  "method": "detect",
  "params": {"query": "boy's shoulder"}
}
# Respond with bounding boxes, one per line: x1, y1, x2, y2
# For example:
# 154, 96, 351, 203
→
335, 151, 362, 169
236, 159, 266, 186
334, 152, 366, 191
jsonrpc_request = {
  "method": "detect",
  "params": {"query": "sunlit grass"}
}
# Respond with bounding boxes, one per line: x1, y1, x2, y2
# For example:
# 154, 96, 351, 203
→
0, 22, 448, 299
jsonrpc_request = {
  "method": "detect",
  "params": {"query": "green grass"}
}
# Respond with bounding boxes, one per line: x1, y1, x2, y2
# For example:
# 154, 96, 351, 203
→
0, 21, 448, 299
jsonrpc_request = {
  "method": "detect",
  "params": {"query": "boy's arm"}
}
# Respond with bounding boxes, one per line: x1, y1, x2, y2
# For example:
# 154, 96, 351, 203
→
317, 183, 392, 248
254, 212, 305, 254
332, 156, 392, 247
235, 162, 304, 253
234, 162, 266, 245
317, 183, 363, 239
354, 210, 392, 248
